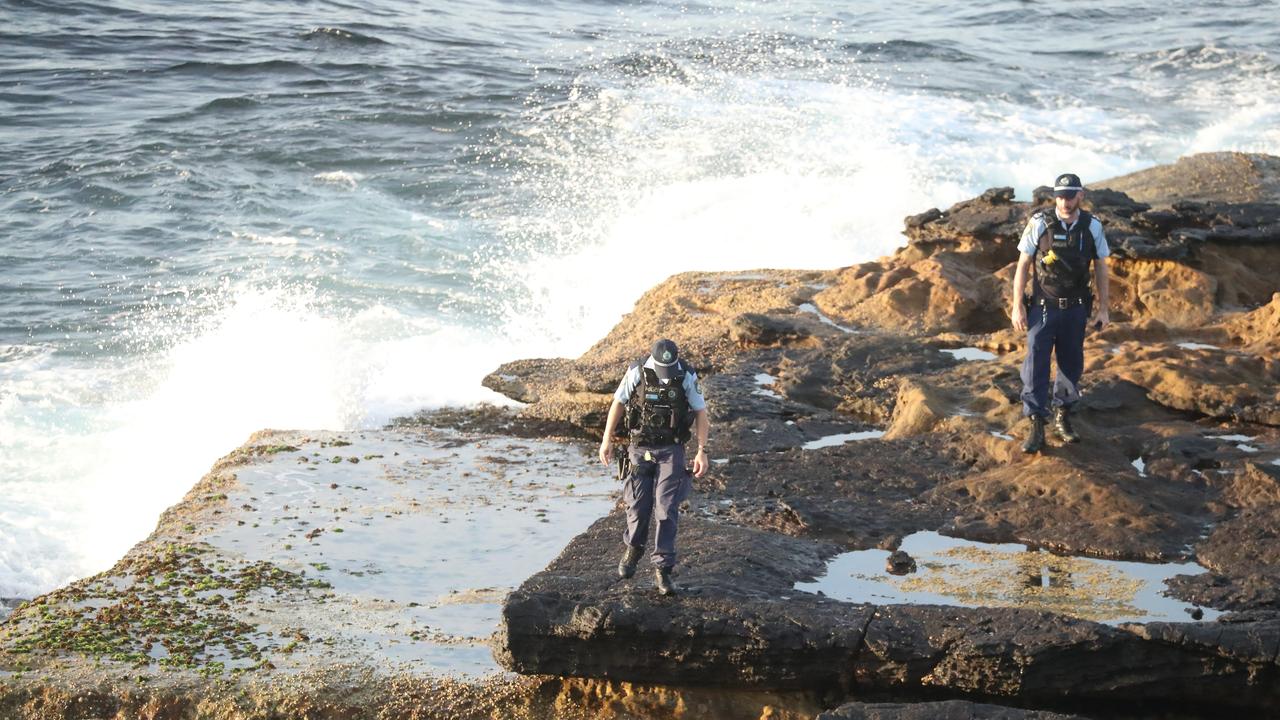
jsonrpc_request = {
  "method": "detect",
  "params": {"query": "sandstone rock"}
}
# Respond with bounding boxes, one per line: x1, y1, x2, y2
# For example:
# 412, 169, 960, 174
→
1221, 462, 1280, 509
1197, 505, 1280, 573
1165, 570, 1280, 613
903, 187, 1024, 248
498, 512, 1280, 711
885, 550, 916, 576
856, 605, 1280, 709
1100, 152, 1280, 205
1223, 292, 1280, 352
1122, 619, 1280, 666
578, 270, 832, 371
1116, 261, 1218, 327
729, 311, 816, 347
928, 452, 1205, 561
904, 208, 943, 228
495, 513, 872, 689
698, 434, 960, 548
813, 251, 1009, 335
884, 379, 951, 439
482, 154, 1280, 715
1102, 343, 1280, 426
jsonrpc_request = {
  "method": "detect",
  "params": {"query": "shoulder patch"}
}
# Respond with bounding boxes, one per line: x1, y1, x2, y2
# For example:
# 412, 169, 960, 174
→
694, 379, 703, 396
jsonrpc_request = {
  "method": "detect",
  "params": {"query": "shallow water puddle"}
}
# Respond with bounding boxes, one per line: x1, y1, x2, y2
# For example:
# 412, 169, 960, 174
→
203, 429, 616, 675
0, 598, 21, 622
795, 531, 1218, 624
801, 430, 885, 450
797, 303, 858, 333
941, 347, 996, 361
1206, 434, 1261, 453
753, 373, 780, 399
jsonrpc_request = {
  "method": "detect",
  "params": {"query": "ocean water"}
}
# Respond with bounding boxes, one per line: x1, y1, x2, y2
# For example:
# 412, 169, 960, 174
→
1, 0, 1278, 600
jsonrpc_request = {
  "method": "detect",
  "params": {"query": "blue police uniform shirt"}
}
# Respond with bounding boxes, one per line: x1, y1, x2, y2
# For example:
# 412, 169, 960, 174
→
614, 357, 707, 412
1017, 213, 1110, 258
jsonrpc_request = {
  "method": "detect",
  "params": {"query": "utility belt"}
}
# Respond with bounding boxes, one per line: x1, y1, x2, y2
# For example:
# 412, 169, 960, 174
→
614, 440, 680, 482
631, 432, 678, 449
1025, 293, 1088, 310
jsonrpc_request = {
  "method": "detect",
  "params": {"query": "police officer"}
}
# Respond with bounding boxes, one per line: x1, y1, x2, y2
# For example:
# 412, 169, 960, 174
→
598, 338, 709, 595
1011, 173, 1111, 453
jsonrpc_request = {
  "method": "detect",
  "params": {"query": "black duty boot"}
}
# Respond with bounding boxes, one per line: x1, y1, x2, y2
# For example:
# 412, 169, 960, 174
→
617, 546, 642, 579
1022, 416, 1046, 454
655, 567, 677, 596
1053, 407, 1080, 443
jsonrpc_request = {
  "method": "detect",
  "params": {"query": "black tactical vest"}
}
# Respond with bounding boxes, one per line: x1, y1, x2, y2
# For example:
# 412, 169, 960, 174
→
624, 361, 692, 447
1033, 210, 1097, 301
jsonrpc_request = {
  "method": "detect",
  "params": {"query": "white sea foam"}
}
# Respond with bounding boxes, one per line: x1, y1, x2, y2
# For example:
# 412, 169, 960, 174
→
313, 171, 362, 189
233, 231, 300, 246
485, 55, 1191, 360
0, 287, 518, 598
1145, 46, 1280, 156
0, 343, 56, 367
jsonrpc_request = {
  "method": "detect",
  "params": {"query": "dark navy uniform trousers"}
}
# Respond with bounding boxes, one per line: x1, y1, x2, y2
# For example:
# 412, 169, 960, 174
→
622, 444, 691, 570
1020, 299, 1089, 418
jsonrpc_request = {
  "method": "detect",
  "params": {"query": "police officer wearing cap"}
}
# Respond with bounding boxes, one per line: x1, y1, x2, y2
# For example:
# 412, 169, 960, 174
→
1010, 173, 1111, 454
598, 338, 709, 595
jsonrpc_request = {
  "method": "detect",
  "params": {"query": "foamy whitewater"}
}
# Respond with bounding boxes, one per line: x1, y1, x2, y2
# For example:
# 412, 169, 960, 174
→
2, 0, 1278, 599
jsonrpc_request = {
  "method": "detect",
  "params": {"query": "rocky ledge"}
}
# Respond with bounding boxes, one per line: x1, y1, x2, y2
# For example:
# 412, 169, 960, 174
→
490, 152, 1280, 717
0, 428, 638, 719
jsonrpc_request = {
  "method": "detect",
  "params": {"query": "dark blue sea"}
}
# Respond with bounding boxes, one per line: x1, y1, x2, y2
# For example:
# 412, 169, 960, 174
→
1, 0, 1277, 598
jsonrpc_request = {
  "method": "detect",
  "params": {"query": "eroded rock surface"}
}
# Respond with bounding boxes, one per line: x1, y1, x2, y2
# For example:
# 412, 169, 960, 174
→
491, 153, 1280, 717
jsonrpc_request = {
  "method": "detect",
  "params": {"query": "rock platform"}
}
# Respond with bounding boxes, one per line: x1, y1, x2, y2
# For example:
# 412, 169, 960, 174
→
491, 153, 1280, 717
4, 153, 1280, 719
